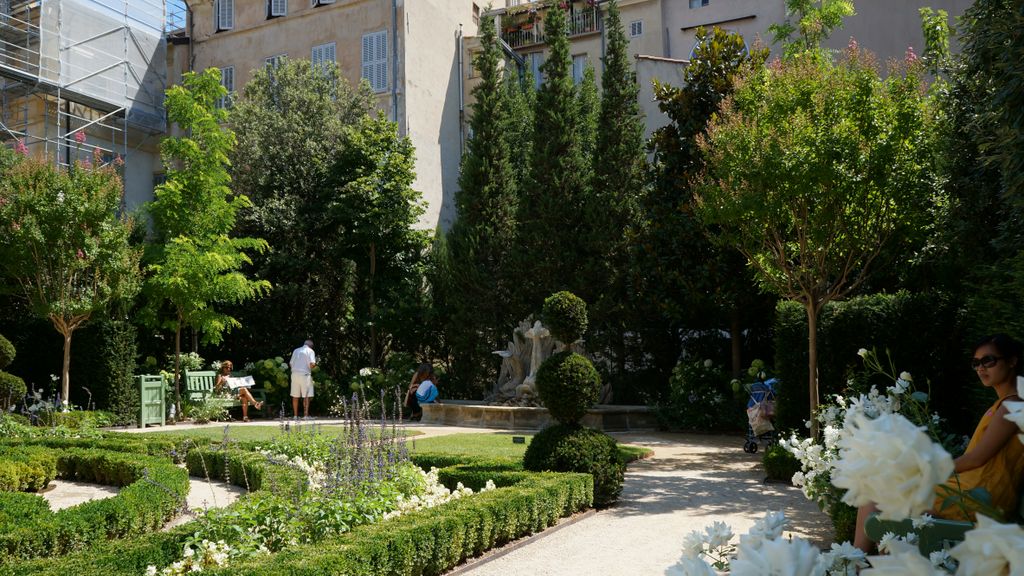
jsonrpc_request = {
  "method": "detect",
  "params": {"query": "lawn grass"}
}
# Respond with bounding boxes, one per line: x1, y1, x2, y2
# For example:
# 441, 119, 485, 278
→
408, 432, 654, 463
125, 422, 417, 443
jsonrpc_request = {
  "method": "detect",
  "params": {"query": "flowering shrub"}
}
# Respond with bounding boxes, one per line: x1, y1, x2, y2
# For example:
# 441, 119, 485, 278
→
658, 358, 743, 432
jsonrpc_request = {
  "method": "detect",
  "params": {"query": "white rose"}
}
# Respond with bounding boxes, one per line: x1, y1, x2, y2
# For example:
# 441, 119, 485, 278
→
681, 530, 706, 558
675, 557, 717, 576
831, 412, 954, 520
703, 521, 733, 549
730, 536, 820, 576
899, 371, 913, 382
857, 348, 868, 358
950, 514, 1024, 575
861, 550, 945, 575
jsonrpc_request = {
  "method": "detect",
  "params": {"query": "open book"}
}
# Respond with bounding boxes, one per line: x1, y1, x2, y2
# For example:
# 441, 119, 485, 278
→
225, 375, 256, 390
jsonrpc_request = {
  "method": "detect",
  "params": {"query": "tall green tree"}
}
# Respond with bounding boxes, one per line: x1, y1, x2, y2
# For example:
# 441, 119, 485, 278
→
230, 59, 425, 375
584, 0, 645, 392
0, 148, 140, 409
436, 12, 522, 396
769, 0, 855, 60
516, 1, 594, 317
145, 68, 271, 416
693, 47, 939, 436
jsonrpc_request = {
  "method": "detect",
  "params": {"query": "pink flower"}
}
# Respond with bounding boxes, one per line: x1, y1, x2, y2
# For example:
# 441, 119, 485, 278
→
114, 154, 124, 166
11, 222, 21, 231
74, 131, 86, 144
76, 249, 85, 259
905, 46, 919, 63
14, 139, 28, 155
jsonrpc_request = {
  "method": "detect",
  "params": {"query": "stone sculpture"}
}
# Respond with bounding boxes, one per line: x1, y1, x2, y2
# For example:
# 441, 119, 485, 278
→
487, 318, 554, 406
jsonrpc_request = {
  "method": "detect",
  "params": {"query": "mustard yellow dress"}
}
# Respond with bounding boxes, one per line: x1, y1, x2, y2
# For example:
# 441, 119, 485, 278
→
934, 396, 1024, 521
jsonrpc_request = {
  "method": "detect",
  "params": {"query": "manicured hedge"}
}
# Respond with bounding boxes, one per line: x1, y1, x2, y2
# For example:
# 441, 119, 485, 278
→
185, 446, 308, 497
773, 291, 977, 434
0, 448, 188, 561
0, 436, 187, 460
0, 446, 58, 491
2, 458, 593, 576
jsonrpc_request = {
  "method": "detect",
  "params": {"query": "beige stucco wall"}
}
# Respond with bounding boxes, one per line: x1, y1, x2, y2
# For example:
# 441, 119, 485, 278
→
635, 54, 686, 139
663, 0, 969, 65
402, 0, 477, 230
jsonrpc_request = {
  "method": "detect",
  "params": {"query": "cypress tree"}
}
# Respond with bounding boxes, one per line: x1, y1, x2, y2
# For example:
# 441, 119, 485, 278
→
516, 2, 594, 317
437, 12, 521, 396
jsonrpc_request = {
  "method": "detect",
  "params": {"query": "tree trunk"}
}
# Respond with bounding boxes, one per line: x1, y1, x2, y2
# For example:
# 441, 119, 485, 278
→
174, 318, 182, 420
730, 307, 742, 379
369, 242, 377, 368
805, 301, 820, 438
61, 330, 72, 410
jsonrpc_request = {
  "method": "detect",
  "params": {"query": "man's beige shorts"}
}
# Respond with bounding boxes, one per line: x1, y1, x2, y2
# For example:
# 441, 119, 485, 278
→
290, 373, 314, 398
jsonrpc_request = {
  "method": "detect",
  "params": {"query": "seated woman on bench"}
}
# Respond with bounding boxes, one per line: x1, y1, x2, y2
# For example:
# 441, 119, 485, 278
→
404, 363, 438, 422
215, 360, 263, 422
854, 334, 1024, 551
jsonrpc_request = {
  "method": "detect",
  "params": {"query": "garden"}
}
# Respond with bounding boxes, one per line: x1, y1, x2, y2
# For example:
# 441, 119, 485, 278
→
2, 0, 1024, 573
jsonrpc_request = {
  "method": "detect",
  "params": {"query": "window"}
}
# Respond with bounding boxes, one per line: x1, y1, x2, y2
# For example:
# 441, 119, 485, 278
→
214, 0, 233, 31
689, 0, 709, 8
467, 52, 477, 78
311, 0, 335, 7
265, 53, 286, 68
472, 3, 480, 25
529, 52, 544, 90
217, 66, 234, 108
629, 20, 643, 38
572, 54, 587, 85
361, 31, 388, 92
311, 42, 336, 76
268, 0, 286, 17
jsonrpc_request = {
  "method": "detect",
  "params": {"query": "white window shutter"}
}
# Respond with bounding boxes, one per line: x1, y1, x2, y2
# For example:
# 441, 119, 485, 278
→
375, 31, 387, 92
218, 0, 233, 30
362, 31, 386, 92
361, 34, 372, 85
326, 42, 336, 67
270, 0, 286, 17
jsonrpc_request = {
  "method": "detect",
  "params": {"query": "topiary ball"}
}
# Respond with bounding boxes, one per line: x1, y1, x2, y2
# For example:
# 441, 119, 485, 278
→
536, 351, 600, 424
523, 423, 625, 507
0, 334, 14, 370
542, 291, 588, 344
0, 371, 26, 411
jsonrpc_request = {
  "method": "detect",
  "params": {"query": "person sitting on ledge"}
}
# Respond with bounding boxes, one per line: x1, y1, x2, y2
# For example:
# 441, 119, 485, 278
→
214, 360, 263, 422
853, 333, 1024, 552
404, 363, 439, 422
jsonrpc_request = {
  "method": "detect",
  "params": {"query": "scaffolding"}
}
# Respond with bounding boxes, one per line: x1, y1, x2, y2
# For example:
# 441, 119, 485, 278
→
0, 0, 167, 169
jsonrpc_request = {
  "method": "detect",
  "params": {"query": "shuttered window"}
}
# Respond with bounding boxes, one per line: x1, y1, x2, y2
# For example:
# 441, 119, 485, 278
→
361, 30, 388, 93
572, 54, 587, 85
629, 20, 643, 37
268, 0, 286, 17
311, 42, 336, 76
214, 0, 233, 31
217, 66, 234, 108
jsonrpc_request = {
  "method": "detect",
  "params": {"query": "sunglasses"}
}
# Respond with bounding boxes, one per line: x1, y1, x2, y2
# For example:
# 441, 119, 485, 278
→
971, 355, 1002, 369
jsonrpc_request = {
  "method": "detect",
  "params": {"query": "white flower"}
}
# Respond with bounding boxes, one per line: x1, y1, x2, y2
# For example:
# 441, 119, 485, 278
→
900, 371, 913, 382
911, 514, 934, 529
816, 541, 868, 575
832, 412, 954, 520
949, 514, 1024, 575
877, 532, 901, 554
145, 567, 158, 576
858, 348, 869, 358
861, 550, 946, 575
730, 536, 821, 576
1004, 380, 1024, 442
359, 367, 374, 376
703, 359, 713, 368
675, 557, 717, 576
681, 530, 705, 558
703, 521, 733, 549
928, 549, 952, 569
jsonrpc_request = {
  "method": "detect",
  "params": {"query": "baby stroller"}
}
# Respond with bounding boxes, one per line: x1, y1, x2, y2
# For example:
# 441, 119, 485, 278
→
742, 378, 778, 454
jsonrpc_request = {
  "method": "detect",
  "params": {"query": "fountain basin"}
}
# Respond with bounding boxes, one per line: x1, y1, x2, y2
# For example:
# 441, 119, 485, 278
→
420, 400, 656, 431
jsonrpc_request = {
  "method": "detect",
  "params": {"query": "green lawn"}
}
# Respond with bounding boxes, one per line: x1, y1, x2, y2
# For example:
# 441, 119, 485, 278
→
409, 432, 653, 462
125, 422, 417, 443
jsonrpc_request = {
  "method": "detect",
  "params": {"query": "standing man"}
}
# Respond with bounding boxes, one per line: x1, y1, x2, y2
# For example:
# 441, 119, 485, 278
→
289, 339, 316, 419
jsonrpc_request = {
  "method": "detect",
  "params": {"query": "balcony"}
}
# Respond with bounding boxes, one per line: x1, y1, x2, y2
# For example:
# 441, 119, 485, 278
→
501, 5, 600, 49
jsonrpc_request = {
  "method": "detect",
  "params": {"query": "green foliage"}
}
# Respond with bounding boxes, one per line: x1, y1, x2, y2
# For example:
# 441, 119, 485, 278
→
0, 152, 141, 409
185, 396, 229, 424
515, 3, 595, 318
144, 68, 271, 417
658, 358, 742, 432
0, 447, 187, 561
522, 423, 623, 507
0, 334, 14, 370
695, 46, 940, 430
535, 351, 600, 425
36, 410, 115, 429
762, 443, 801, 483
100, 317, 140, 426
772, 292, 975, 435
0, 445, 58, 491
0, 372, 25, 412
227, 58, 427, 379
829, 500, 858, 544
435, 12, 523, 399
541, 291, 588, 344
768, 0, 855, 60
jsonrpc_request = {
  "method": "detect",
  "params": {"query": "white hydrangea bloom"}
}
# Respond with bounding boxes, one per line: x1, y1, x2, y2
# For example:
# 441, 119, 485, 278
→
681, 530, 706, 559
730, 536, 821, 576
950, 514, 1024, 575
832, 412, 954, 520
861, 550, 946, 576
703, 521, 733, 549
815, 542, 868, 576
675, 557, 717, 576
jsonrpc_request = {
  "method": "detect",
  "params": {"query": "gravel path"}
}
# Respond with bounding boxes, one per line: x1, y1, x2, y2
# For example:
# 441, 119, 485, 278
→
456, 432, 832, 576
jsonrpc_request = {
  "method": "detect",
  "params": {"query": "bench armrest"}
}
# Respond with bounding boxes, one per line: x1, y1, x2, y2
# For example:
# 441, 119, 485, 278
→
864, 513, 973, 554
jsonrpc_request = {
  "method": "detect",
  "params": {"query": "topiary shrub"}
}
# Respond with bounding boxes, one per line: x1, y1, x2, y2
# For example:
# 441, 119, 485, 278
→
523, 423, 624, 507
0, 333, 14, 370
762, 443, 801, 482
535, 351, 600, 424
542, 291, 588, 344
0, 371, 26, 412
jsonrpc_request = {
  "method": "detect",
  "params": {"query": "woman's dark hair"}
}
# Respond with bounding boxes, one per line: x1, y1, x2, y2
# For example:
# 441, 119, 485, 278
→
414, 363, 435, 383
975, 334, 1024, 374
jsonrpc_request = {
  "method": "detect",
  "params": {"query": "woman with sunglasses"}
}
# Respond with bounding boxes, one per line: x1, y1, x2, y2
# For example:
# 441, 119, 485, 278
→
855, 333, 1024, 551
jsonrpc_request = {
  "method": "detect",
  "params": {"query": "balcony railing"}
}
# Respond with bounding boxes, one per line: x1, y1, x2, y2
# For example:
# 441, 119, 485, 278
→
502, 6, 600, 49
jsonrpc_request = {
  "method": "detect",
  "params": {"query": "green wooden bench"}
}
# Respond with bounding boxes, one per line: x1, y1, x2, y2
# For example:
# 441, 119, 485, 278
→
183, 370, 266, 413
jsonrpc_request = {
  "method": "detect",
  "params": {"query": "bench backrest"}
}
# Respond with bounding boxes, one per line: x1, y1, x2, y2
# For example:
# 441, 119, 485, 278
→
184, 370, 218, 402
